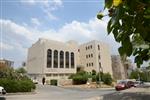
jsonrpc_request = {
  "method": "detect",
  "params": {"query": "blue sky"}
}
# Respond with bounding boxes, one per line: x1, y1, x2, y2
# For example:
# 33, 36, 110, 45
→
0, 0, 122, 67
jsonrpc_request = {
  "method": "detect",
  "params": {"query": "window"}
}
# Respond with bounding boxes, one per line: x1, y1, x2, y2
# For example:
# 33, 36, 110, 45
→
53, 50, 58, 68
98, 45, 100, 50
89, 54, 90, 58
47, 49, 52, 68
65, 52, 69, 68
99, 62, 101, 68
78, 49, 80, 52
91, 63, 93, 66
71, 52, 75, 68
90, 45, 92, 49
86, 47, 87, 50
89, 63, 91, 66
87, 63, 88, 67
88, 46, 90, 49
98, 54, 101, 59
91, 54, 93, 57
86, 55, 88, 58
60, 51, 64, 68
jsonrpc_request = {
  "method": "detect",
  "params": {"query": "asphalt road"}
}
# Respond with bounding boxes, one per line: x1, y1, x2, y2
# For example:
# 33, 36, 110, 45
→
1, 84, 115, 100
103, 92, 150, 100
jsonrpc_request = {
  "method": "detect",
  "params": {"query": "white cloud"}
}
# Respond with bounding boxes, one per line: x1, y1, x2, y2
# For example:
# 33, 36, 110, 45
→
1, 17, 120, 66
0, 42, 14, 50
0, 19, 33, 41
31, 18, 41, 26
20, 0, 36, 5
20, 0, 63, 20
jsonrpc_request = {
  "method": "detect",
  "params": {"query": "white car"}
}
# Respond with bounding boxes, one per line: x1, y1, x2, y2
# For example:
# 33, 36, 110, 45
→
0, 86, 6, 95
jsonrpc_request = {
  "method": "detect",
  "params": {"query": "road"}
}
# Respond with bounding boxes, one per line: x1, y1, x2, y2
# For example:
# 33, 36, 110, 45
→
1, 84, 115, 100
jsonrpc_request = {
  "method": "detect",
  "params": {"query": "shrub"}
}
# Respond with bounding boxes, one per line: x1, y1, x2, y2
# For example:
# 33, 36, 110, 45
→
68, 74, 75, 79
50, 79, 57, 86
102, 73, 112, 85
92, 75, 97, 82
0, 78, 35, 93
92, 70, 96, 75
72, 74, 88, 85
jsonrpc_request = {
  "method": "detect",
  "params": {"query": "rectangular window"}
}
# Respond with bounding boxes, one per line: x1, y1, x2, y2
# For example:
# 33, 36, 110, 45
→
89, 63, 91, 66
86, 55, 88, 58
98, 45, 100, 50
91, 63, 93, 66
91, 54, 93, 57
78, 49, 80, 52
98, 54, 101, 59
99, 62, 101, 67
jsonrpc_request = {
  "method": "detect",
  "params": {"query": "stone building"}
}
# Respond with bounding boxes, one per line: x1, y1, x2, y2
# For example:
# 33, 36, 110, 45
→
27, 38, 113, 83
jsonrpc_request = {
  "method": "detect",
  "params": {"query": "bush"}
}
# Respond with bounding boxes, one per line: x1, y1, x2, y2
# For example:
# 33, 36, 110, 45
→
92, 75, 97, 82
0, 78, 35, 93
72, 74, 88, 85
92, 70, 96, 75
102, 73, 112, 85
50, 79, 57, 86
68, 71, 89, 85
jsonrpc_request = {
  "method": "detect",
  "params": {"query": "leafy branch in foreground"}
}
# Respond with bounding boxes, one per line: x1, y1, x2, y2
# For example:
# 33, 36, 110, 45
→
97, 0, 150, 67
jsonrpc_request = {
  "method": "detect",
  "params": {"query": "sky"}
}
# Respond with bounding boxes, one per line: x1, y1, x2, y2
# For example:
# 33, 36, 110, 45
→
0, 0, 122, 67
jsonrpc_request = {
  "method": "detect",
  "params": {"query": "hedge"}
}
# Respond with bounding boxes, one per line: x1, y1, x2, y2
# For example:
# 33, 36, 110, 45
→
72, 74, 88, 85
0, 78, 36, 93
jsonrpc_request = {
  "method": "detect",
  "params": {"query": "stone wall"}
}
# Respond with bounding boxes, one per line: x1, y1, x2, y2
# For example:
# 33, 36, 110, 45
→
58, 79, 72, 86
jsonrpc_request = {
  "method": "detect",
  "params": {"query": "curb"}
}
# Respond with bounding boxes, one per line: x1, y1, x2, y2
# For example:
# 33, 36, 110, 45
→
5, 91, 37, 96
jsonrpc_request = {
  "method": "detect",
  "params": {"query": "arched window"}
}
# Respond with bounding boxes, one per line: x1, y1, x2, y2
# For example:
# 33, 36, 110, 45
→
47, 49, 52, 68
71, 52, 74, 68
60, 51, 64, 68
54, 50, 58, 68
65, 51, 69, 68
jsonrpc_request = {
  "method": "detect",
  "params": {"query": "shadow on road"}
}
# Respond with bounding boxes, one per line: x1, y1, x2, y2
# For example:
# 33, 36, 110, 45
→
0, 97, 6, 100
103, 92, 150, 100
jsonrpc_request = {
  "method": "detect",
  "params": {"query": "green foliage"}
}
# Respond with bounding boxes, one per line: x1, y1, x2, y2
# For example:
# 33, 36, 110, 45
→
15, 67, 27, 74
129, 69, 150, 82
91, 75, 97, 82
92, 70, 96, 75
0, 67, 35, 93
69, 71, 88, 85
0, 78, 35, 93
50, 79, 57, 86
72, 74, 88, 85
102, 73, 113, 85
95, 72, 112, 85
129, 70, 139, 79
97, 0, 150, 67
69, 70, 113, 85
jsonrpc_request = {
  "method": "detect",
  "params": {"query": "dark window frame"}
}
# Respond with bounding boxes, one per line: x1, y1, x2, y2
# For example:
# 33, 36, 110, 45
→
53, 50, 58, 68
47, 49, 52, 68
60, 51, 64, 68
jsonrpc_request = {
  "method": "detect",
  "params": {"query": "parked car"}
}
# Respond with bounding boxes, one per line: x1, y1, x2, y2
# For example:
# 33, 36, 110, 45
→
0, 86, 6, 95
115, 80, 134, 91
134, 81, 143, 87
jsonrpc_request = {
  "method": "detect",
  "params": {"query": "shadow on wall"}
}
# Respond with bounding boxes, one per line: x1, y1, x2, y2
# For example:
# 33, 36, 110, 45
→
0, 97, 6, 100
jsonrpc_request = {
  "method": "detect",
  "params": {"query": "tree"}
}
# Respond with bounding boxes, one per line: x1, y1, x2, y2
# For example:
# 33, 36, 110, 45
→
15, 67, 27, 74
97, 0, 150, 67
129, 70, 140, 79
